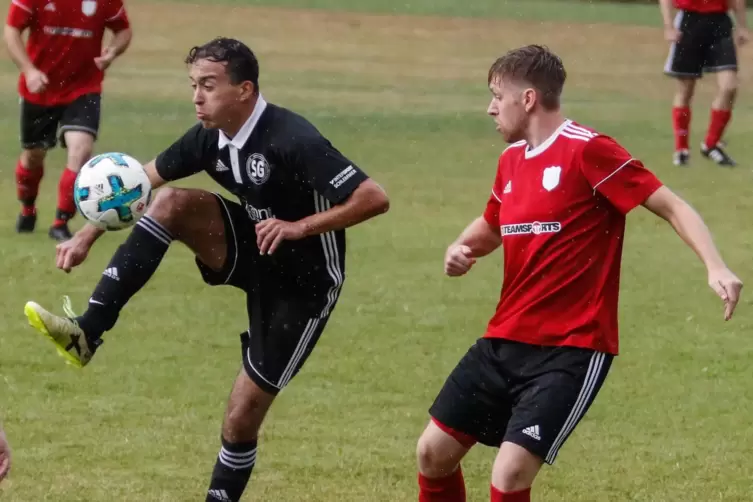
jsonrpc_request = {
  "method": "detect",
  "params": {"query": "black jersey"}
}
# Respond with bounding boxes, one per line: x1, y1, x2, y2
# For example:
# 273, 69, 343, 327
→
154, 96, 369, 293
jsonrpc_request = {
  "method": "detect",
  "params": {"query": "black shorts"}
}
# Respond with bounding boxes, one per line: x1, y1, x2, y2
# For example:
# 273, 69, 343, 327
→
664, 10, 737, 78
20, 93, 101, 150
429, 338, 613, 465
196, 193, 339, 396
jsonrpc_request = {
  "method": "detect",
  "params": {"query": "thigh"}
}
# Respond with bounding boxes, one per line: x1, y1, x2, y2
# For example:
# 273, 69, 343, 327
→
504, 347, 613, 465
20, 99, 62, 150
664, 11, 705, 78
190, 192, 256, 291
59, 93, 101, 146
428, 338, 513, 448
240, 292, 336, 396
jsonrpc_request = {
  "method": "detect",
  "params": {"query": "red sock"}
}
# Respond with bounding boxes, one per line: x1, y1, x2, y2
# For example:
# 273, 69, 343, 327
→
490, 485, 531, 502
672, 106, 691, 151
15, 160, 44, 216
418, 467, 466, 502
54, 167, 78, 226
704, 108, 731, 149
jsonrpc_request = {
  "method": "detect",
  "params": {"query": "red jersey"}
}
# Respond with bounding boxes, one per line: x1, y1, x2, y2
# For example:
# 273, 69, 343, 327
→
482, 120, 663, 355
674, 0, 728, 13
6, 0, 130, 106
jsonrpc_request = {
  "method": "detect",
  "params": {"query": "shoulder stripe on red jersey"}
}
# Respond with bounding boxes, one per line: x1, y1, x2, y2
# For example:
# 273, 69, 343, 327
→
491, 189, 502, 203
564, 123, 597, 138
11, 0, 32, 13
561, 131, 591, 143
563, 126, 595, 140
106, 6, 125, 21
592, 157, 635, 192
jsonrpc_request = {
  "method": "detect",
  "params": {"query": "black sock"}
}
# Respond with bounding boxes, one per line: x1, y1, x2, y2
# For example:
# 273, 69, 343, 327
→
205, 437, 257, 502
76, 215, 173, 340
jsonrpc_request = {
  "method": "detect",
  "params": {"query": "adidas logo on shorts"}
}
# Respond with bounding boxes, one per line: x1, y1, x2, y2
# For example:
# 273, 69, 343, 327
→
521, 425, 541, 441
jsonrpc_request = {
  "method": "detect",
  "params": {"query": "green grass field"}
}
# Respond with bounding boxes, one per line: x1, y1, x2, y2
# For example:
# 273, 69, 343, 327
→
1, 0, 752, 500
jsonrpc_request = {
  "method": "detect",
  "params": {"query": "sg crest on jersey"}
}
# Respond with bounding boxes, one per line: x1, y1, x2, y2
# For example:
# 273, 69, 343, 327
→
82, 0, 97, 16
246, 153, 270, 185
542, 166, 561, 191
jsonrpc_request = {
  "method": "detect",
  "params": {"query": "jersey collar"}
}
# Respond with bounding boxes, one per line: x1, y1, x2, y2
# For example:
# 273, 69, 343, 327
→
218, 94, 268, 149
524, 119, 571, 159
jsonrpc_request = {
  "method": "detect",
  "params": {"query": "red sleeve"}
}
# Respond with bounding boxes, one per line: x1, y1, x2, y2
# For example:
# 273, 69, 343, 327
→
482, 156, 504, 226
579, 135, 663, 215
103, 0, 130, 32
7, 0, 34, 30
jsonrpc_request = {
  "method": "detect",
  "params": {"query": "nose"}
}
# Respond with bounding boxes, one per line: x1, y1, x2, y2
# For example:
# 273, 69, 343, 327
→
193, 88, 204, 105
487, 100, 496, 116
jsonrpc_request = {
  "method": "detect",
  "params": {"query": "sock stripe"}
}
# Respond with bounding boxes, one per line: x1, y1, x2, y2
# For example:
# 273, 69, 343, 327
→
219, 449, 256, 470
220, 446, 256, 458
137, 216, 173, 245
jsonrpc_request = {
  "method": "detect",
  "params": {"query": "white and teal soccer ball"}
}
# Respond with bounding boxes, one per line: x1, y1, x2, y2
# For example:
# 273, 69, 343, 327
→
74, 152, 152, 231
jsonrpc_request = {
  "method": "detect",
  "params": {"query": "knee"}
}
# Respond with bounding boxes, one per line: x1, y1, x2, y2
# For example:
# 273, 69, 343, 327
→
492, 459, 529, 492
21, 149, 46, 170
222, 399, 263, 443
416, 435, 456, 478
674, 79, 695, 106
66, 143, 93, 171
146, 188, 191, 231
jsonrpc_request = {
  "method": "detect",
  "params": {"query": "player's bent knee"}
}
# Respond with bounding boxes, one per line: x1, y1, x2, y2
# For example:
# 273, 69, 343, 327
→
416, 434, 458, 477
492, 443, 542, 492
146, 188, 204, 233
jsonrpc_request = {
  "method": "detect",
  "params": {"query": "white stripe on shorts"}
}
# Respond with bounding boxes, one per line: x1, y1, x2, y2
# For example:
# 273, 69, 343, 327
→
545, 351, 607, 464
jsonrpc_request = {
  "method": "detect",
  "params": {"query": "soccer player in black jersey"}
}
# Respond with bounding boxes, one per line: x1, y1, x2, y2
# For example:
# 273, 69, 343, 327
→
24, 37, 389, 502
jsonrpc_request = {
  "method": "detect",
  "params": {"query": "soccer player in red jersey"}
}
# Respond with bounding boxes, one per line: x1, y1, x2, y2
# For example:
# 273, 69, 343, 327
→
415, 45, 743, 502
660, 0, 749, 167
4, 0, 132, 241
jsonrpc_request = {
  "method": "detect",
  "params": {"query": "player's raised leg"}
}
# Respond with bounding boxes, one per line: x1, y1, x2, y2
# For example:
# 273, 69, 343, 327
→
206, 369, 273, 502
50, 94, 102, 241
416, 420, 472, 502
24, 187, 229, 367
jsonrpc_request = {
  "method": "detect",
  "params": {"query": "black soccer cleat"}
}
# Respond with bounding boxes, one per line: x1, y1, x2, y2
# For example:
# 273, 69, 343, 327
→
16, 213, 37, 233
48, 224, 73, 242
701, 143, 736, 167
673, 150, 689, 167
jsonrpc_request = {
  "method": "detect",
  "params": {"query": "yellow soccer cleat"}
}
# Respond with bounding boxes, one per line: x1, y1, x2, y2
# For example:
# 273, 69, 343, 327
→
24, 296, 96, 368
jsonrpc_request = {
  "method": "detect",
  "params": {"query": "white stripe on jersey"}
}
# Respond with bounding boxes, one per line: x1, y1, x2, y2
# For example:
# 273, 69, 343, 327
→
560, 131, 591, 143
592, 157, 635, 192
564, 123, 596, 138
314, 192, 344, 318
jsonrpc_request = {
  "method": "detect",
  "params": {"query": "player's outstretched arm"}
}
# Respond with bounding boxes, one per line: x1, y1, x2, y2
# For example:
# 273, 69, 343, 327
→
56, 159, 169, 273
643, 186, 743, 320
444, 216, 501, 277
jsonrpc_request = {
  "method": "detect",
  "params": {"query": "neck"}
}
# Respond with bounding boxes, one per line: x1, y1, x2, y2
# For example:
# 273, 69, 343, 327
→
524, 111, 566, 149
222, 94, 259, 139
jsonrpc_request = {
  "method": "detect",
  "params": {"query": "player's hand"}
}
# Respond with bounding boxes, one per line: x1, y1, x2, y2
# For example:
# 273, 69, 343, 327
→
56, 233, 93, 273
0, 428, 11, 483
94, 47, 117, 71
708, 268, 743, 321
735, 27, 750, 46
444, 244, 476, 277
664, 26, 681, 43
24, 67, 48, 94
255, 218, 307, 255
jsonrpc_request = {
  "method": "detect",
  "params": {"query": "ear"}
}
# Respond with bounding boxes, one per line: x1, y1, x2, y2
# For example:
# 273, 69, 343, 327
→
238, 81, 256, 101
522, 88, 537, 112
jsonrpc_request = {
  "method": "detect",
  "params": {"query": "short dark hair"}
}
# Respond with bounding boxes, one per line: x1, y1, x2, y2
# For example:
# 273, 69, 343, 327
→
185, 37, 260, 90
487, 45, 566, 110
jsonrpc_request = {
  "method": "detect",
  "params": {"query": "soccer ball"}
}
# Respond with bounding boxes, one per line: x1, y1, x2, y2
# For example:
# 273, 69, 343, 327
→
74, 152, 152, 231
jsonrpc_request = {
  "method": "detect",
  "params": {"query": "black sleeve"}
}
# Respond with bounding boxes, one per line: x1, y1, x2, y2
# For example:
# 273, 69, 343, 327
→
292, 135, 369, 204
155, 123, 217, 181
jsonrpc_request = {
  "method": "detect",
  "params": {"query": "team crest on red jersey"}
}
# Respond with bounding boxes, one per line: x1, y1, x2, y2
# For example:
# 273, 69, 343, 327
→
542, 166, 561, 191
82, 0, 97, 16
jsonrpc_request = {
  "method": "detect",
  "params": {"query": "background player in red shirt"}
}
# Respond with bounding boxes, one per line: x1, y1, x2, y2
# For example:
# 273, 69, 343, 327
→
4, 0, 132, 241
660, 0, 749, 167
415, 45, 743, 502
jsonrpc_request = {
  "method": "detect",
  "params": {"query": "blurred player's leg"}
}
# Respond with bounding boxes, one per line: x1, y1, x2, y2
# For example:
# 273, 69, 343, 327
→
416, 420, 471, 502
701, 69, 737, 166
51, 93, 102, 241
671, 78, 695, 166
49, 130, 94, 241
15, 148, 46, 232
16, 99, 60, 232
206, 369, 274, 502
